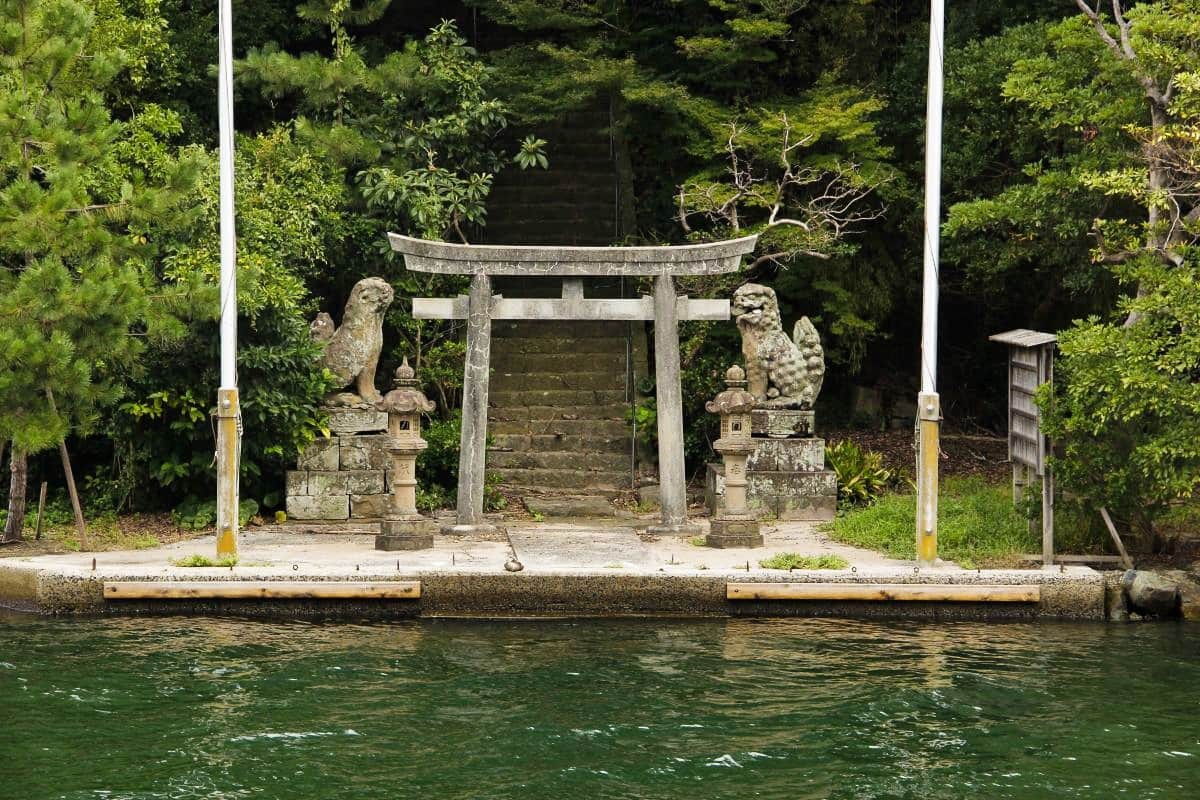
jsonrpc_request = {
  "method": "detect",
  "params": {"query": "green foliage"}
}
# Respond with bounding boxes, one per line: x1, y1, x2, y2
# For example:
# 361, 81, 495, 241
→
105, 130, 341, 506
0, 0, 197, 456
169, 553, 239, 568
170, 497, 216, 531
26, 495, 75, 529
942, 2, 1200, 550
1040, 261, 1200, 548
419, 411, 464, 495
415, 411, 505, 511
626, 398, 658, 449
238, 9, 535, 243
825, 440, 893, 510
514, 135, 549, 170
827, 477, 1038, 567
416, 484, 451, 514
943, 18, 1139, 304
170, 497, 259, 531
484, 472, 509, 513
758, 552, 849, 571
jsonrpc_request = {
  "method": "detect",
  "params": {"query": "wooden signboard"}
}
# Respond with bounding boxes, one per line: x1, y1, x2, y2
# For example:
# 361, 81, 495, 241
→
989, 329, 1057, 566
989, 330, 1056, 477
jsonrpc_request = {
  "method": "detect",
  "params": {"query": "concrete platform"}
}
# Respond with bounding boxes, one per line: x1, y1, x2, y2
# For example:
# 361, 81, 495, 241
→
0, 524, 1107, 620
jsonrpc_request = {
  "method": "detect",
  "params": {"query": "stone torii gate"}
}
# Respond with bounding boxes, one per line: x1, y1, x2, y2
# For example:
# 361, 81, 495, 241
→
389, 234, 758, 535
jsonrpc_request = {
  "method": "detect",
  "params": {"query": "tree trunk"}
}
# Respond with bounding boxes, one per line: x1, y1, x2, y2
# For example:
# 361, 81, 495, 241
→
44, 387, 88, 548
3, 447, 27, 544
1128, 101, 1172, 327
59, 440, 88, 549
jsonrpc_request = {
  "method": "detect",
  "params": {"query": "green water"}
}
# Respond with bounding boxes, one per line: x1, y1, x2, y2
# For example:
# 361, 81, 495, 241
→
0, 615, 1198, 800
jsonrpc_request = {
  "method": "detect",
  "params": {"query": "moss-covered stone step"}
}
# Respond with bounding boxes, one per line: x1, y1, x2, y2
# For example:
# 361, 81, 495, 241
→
491, 352, 627, 372
491, 467, 629, 493
489, 433, 630, 453
487, 450, 628, 472
489, 418, 630, 438
490, 370, 621, 391
488, 403, 629, 425
490, 388, 628, 407
493, 320, 631, 339
497, 337, 630, 355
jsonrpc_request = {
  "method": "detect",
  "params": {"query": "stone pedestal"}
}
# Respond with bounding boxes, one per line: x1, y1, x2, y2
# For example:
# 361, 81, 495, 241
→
707, 516, 763, 548
376, 517, 439, 550
646, 521, 704, 538
705, 415, 837, 522
285, 407, 391, 521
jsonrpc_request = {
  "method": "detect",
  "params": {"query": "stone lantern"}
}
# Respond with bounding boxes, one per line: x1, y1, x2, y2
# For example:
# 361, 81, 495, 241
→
706, 364, 762, 548
374, 358, 439, 550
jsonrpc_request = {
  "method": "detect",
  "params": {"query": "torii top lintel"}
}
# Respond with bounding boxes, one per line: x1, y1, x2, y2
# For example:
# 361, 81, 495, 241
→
387, 234, 758, 276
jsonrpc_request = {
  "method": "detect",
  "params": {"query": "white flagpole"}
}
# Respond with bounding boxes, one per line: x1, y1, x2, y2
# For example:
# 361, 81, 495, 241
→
215, 0, 240, 558
916, 0, 944, 566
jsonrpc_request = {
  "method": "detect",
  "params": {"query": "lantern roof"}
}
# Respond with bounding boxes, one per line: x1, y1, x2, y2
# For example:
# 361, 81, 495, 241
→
706, 364, 756, 415
377, 357, 436, 414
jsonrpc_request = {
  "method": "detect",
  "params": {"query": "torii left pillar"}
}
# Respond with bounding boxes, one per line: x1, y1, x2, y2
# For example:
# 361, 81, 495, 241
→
445, 273, 497, 536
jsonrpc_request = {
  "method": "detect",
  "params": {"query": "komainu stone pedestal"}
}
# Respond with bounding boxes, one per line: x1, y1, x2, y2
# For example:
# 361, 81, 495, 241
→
705, 417, 837, 522
751, 408, 814, 438
285, 407, 390, 521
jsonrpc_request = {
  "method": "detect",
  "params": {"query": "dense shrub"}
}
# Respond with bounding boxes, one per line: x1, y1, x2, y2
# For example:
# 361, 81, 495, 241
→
1040, 263, 1200, 551
825, 439, 893, 510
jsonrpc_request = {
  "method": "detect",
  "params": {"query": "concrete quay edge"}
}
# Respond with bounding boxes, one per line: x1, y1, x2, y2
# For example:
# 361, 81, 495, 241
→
0, 559, 1107, 621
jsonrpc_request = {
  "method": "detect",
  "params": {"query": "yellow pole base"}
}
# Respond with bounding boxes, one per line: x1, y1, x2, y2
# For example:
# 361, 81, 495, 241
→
216, 387, 240, 558
916, 391, 940, 566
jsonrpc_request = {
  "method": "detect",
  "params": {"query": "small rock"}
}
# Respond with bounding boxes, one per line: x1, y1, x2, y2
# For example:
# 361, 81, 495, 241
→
636, 484, 661, 510
504, 558, 524, 572
1122, 569, 1181, 617
1161, 570, 1200, 621
1180, 582, 1200, 621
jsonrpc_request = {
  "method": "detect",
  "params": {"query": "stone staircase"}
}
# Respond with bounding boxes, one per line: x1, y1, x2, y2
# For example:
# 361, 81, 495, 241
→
484, 107, 622, 246
480, 101, 646, 502
488, 320, 634, 499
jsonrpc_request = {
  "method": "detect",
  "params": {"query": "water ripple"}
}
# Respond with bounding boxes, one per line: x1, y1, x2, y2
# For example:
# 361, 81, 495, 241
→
1, 617, 1198, 799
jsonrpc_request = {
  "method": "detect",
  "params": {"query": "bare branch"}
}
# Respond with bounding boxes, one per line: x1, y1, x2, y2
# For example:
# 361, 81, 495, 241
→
677, 187, 693, 234
1074, 1, 1125, 59
1075, 1, 1171, 107
676, 116, 888, 263
1111, 0, 1136, 61
749, 249, 831, 270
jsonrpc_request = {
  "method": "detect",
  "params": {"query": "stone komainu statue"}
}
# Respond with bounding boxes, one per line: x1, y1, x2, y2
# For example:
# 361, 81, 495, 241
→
731, 283, 824, 409
312, 277, 395, 404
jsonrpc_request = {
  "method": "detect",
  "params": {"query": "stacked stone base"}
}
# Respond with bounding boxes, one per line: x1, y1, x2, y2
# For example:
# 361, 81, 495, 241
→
706, 436, 837, 522
286, 408, 393, 521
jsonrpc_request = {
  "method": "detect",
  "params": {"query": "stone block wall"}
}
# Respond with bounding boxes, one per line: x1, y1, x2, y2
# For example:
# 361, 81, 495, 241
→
285, 409, 392, 521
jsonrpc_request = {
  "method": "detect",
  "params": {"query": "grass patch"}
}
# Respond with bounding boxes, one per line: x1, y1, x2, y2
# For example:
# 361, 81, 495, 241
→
30, 515, 170, 553
169, 554, 239, 568
688, 536, 706, 547
759, 553, 850, 570
825, 476, 1037, 566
